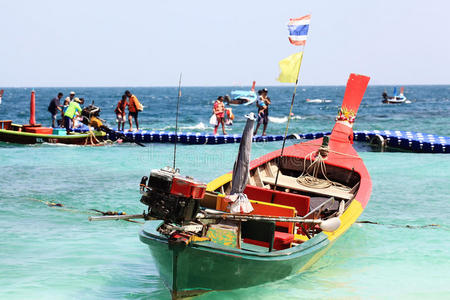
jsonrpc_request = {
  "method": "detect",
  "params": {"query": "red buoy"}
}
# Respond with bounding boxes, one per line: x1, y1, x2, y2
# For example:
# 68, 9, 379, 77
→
29, 90, 36, 126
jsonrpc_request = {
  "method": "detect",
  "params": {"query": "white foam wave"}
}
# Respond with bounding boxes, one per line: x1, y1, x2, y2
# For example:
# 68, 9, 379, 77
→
180, 122, 208, 130
268, 115, 302, 123
306, 99, 332, 103
268, 116, 287, 123
160, 122, 211, 131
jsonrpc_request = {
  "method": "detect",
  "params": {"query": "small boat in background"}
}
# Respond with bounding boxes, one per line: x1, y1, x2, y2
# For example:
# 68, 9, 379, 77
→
382, 87, 409, 104
0, 89, 4, 104
306, 98, 332, 103
226, 81, 258, 105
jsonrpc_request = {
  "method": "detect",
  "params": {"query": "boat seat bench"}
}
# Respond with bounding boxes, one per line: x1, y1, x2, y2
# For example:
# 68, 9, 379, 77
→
260, 174, 353, 200
241, 218, 295, 252
244, 184, 310, 217
204, 186, 310, 251
241, 200, 297, 251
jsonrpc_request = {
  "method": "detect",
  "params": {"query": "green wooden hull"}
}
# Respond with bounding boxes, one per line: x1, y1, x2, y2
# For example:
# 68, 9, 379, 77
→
0, 129, 105, 145
139, 221, 332, 298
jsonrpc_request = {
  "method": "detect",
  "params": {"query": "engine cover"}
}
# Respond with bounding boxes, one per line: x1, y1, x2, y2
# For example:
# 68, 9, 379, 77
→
148, 168, 174, 193
171, 175, 206, 199
140, 190, 200, 225
148, 168, 207, 199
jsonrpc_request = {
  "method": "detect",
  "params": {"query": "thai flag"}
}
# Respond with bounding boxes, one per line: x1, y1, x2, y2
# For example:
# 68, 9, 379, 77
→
287, 15, 311, 46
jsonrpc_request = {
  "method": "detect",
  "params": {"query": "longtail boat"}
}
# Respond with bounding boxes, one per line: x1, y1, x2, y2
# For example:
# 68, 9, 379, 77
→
90, 73, 372, 299
133, 74, 371, 298
0, 124, 105, 145
0, 91, 105, 145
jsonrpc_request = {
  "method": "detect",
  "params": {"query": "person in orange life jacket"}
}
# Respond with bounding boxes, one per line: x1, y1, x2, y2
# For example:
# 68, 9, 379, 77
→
213, 96, 227, 135
115, 94, 128, 131
126, 90, 141, 131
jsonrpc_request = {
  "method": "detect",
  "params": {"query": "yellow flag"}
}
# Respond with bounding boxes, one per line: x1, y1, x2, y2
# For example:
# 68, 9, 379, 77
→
277, 52, 303, 83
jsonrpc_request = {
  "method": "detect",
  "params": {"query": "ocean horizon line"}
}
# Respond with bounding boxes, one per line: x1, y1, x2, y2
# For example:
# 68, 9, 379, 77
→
1, 83, 449, 89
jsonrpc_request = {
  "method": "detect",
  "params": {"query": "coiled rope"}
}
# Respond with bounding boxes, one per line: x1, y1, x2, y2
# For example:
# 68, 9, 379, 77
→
84, 128, 101, 146
297, 145, 350, 191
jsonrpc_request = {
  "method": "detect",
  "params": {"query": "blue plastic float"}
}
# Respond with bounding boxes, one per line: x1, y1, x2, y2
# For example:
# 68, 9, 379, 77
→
72, 126, 449, 153
353, 130, 450, 153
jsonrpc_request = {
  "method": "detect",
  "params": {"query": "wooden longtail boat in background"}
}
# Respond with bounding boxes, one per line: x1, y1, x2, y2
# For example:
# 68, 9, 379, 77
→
136, 74, 372, 298
0, 124, 105, 145
0, 91, 105, 145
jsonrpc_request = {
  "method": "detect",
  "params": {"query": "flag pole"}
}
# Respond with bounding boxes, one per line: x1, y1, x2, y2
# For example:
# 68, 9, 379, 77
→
271, 45, 305, 198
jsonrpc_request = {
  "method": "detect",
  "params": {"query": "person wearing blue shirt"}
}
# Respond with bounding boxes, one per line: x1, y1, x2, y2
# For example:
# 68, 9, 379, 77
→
254, 88, 271, 136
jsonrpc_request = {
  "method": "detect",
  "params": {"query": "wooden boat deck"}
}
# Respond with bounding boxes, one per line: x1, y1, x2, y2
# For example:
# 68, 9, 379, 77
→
260, 174, 353, 200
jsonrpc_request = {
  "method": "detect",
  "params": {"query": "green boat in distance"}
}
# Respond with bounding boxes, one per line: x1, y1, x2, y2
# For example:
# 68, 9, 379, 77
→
0, 126, 105, 145
0, 90, 106, 146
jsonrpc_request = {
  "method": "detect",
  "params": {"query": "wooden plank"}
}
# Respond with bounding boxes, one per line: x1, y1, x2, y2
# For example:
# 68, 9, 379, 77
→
268, 162, 278, 178
200, 191, 219, 209
248, 176, 256, 186
253, 167, 264, 187
264, 163, 274, 178
261, 175, 353, 200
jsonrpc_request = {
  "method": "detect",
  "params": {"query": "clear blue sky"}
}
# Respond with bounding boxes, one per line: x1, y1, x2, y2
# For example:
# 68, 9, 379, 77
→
0, 0, 449, 86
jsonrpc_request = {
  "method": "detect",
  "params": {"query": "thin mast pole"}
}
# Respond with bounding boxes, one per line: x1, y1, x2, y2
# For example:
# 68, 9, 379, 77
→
173, 73, 182, 170
272, 45, 306, 196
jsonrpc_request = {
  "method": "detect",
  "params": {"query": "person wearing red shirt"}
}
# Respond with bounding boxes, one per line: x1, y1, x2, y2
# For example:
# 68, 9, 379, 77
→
114, 94, 128, 131
213, 96, 227, 135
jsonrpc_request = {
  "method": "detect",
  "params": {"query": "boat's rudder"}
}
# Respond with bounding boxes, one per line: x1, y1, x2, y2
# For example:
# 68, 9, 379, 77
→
330, 73, 370, 144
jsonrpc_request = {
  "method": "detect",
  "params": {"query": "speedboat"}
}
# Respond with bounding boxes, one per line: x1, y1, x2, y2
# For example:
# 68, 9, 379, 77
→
227, 81, 258, 106
382, 87, 408, 104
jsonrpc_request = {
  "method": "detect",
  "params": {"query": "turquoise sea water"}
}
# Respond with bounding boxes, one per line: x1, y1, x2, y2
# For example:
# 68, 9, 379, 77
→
0, 86, 449, 299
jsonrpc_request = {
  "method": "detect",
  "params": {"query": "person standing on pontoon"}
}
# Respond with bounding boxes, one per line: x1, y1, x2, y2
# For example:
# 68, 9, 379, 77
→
126, 90, 142, 131
254, 88, 271, 136
115, 94, 128, 131
213, 96, 227, 135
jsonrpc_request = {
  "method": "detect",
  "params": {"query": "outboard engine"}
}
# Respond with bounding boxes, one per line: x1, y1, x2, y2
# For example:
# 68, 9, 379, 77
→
80, 102, 106, 130
140, 167, 207, 225
81, 102, 102, 126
